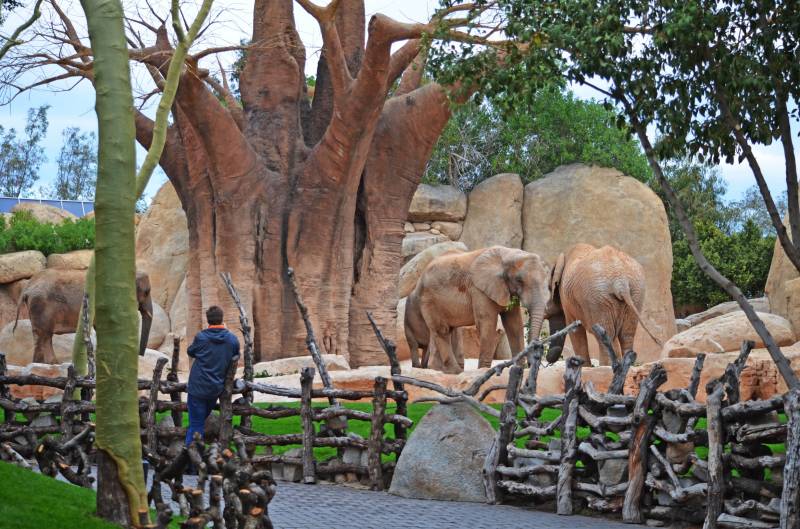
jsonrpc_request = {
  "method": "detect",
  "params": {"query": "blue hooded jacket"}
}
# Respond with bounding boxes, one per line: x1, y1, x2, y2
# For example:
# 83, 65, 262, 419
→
187, 327, 240, 399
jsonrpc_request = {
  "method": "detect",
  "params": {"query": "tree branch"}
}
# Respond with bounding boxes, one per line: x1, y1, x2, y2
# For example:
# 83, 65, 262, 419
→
389, 39, 424, 94
0, 0, 44, 60
715, 87, 800, 272
615, 88, 799, 391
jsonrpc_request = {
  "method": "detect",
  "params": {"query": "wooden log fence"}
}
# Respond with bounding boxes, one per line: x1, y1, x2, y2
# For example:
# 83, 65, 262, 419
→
4, 312, 800, 529
0, 346, 410, 498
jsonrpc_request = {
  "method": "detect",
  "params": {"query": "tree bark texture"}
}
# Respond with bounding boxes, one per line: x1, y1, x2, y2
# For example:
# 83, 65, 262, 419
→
81, 0, 149, 524
138, 2, 459, 366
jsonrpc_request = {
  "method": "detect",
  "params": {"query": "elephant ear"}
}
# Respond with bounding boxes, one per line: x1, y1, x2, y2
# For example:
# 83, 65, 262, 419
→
550, 252, 565, 293
471, 247, 512, 307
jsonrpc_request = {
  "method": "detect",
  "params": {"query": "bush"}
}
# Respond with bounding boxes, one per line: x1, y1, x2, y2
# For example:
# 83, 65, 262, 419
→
0, 211, 95, 256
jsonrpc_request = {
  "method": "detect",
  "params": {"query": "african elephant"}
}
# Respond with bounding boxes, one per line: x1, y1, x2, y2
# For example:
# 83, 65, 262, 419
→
14, 268, 153, 364
414, 246, 551, 373
546, 243, 661, 365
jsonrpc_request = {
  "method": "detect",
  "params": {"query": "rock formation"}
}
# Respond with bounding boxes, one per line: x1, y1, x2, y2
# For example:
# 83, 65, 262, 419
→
459, 173, 524, 250
135, 182, 189, 313
389, 401, 495, 502
663, 310, 795, 358
522, 164, 676, 363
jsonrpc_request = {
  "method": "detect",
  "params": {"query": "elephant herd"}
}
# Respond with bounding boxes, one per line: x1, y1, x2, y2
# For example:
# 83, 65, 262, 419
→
405, 243, 661, 374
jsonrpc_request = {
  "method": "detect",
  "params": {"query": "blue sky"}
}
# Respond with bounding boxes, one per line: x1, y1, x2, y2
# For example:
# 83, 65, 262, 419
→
1, 0, 795, 205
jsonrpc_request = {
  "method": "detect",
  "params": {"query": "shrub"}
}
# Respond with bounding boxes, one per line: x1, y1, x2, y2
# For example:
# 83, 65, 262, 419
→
0, 211, 95, 256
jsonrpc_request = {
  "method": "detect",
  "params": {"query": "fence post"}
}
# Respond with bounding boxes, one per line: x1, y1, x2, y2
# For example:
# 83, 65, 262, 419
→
623, 364, 667, 523
146, 357, 168, 454
0, 353, 11, 424
703, 382, 725, 529
557, 357, 582, 515
300, 367, 316, 484
781, 388, 800, 529
218, 359, 236, 448
60, 365, 77, 438
483, 364, 523, 504
168, 337, 182, 428
368, 376, 388, 490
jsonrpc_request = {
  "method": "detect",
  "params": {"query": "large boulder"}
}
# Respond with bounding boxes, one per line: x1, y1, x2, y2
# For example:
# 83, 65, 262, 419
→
0, 320, 96, 365
249, 355, 349, 378
0, 250, 46, 284
522, 164, 676, 363
135, 182, 189, 312
389, 402, 494, 502
663, 310, 795, 358
765, 225, 800, 336
684, 298, 770, 328
139, 349, 172, 378
46, 250, 93, 270
459, 173, 524, 250
407, 184, 467, 222
169, 275, 187, 342
140, 302, 170, 350
11, 203, 77, 224
398, 241, 468, 298
401, 232, 449, 259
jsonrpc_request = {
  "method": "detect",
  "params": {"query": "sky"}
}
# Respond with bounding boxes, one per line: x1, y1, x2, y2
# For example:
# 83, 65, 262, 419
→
0, 0, 796, 205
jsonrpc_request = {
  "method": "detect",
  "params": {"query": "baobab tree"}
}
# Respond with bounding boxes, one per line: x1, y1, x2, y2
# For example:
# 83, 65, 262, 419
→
2, 0, 498, 366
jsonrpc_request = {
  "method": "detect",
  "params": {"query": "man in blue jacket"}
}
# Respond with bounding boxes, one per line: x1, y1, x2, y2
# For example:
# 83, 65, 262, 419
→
185, 305, 240, 445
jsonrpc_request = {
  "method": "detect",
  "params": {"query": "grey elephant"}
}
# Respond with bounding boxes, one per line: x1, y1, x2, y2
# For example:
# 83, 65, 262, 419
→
14, 268, 154, 364
414, 246, 551, 373
546, 243, 662, 365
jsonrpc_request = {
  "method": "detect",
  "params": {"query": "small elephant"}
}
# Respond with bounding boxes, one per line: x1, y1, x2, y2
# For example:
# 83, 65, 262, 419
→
14, 268, 154, 364
404, 289, 463, 370
546, 243, 661, 365
414, 246, 551, 373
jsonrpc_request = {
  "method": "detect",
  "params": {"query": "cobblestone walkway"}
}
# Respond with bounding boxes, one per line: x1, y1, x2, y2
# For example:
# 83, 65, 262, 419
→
268, 481, 634, 529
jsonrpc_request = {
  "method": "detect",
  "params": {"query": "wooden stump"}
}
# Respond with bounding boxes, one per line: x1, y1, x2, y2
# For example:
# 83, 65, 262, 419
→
300, 367, 316, 484
368, 377, 387, 490
557, 357, 582, 515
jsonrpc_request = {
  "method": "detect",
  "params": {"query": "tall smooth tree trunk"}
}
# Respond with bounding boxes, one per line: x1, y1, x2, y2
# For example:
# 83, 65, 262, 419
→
80, 0, 148, 525
135, 1, 465, 366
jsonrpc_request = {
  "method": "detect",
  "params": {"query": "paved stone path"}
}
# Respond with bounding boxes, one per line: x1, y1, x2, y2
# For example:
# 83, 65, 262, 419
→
268, 481, 634, 529
74, 467, 634, 528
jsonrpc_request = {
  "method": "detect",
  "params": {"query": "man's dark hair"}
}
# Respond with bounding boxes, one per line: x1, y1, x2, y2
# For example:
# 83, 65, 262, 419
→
206, 305, 224, 325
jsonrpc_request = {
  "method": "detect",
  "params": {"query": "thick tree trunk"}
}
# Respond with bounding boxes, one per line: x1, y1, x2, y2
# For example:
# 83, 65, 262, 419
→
136, 1, 461, 366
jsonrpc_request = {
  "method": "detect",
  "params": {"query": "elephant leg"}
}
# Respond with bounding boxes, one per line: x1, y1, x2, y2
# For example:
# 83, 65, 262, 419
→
476, 315, 501, 369
500, 307, 525, 357
32, 325, 57, 365
618, 311, 639, 356
567, 310, 591, 365
449, 333, 465, 371
429, 325, 461, 374
590, 317, 619, 367
407, 334, 420, 368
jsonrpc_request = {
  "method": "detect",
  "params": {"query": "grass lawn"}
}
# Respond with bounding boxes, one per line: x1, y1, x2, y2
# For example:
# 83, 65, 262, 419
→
0, 461, 183, 529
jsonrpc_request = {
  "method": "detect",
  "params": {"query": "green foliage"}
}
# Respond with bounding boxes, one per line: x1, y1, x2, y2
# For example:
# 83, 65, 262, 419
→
0, 210, 94, 255
55, 127, 97, 200
425, 87, 651, 190
672, 219, 775, 312
0, 105, 49, 197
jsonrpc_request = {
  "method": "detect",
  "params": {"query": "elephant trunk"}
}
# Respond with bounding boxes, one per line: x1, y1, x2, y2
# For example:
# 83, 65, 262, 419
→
138, 298, 153, 357
527, 298, 547, 349
545, 310, 567, 363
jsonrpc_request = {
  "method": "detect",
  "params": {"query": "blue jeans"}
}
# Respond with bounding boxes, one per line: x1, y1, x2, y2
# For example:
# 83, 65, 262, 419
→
185, 394, 217, 446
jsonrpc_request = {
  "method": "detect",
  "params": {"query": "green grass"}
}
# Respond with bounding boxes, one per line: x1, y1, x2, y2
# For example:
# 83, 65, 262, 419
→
0, 460, 183, 529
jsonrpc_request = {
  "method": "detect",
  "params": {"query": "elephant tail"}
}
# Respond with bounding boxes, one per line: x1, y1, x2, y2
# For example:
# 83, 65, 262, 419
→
12, 293, 26, 333
614, 280, 663, 347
